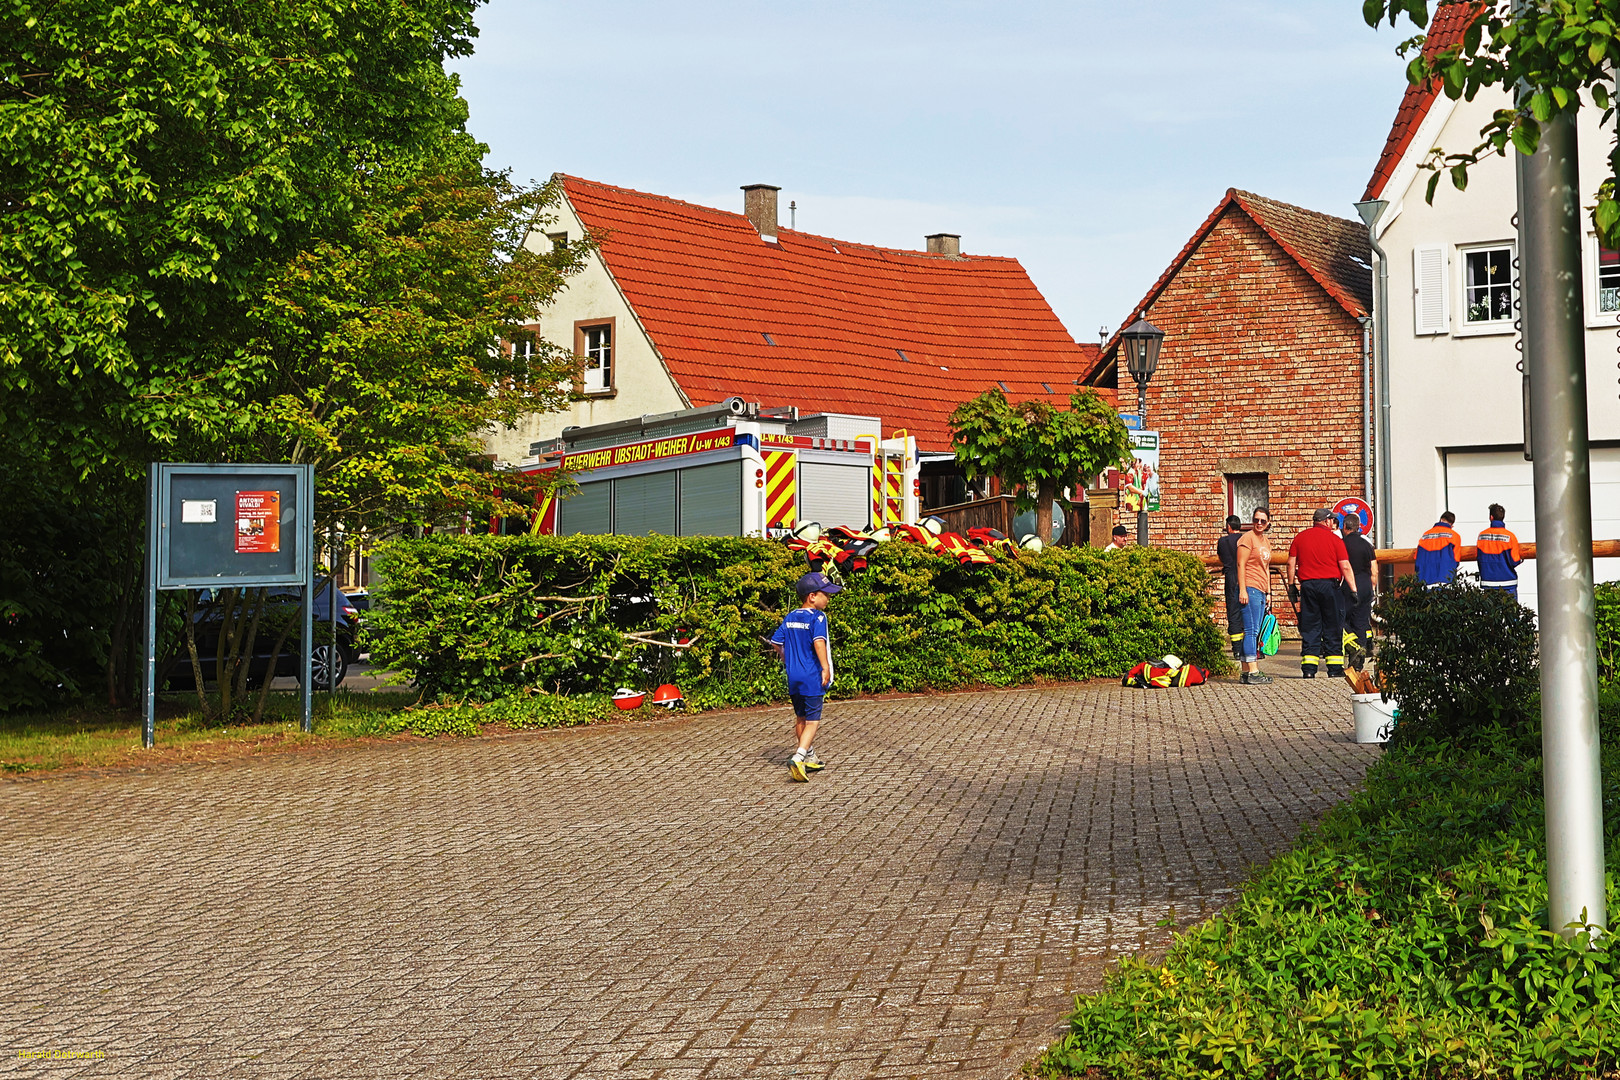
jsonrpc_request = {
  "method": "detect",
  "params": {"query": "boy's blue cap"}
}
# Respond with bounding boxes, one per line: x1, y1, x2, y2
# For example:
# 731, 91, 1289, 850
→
796, 571, 843, 598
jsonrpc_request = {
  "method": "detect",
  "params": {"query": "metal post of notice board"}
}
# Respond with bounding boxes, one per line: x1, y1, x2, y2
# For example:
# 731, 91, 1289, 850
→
144, 464, 314, 748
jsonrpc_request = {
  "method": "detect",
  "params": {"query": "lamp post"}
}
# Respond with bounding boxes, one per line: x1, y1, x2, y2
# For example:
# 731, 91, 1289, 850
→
1120, 317, 1165, 546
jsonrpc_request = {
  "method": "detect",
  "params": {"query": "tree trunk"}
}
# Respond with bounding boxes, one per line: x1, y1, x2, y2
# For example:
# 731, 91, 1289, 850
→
183, 590, 211, 722
1035, 482, 1057, 544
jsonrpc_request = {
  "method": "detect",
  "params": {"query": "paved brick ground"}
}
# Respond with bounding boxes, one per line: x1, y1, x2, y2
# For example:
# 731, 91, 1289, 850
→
0, 671, 1377, 1079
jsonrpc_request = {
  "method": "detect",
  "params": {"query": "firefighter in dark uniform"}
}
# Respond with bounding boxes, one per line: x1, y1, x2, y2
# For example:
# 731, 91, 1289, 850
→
1285, 508, 1359, 679
1215, 514, 1244, 658
1339, 511, 1376, 667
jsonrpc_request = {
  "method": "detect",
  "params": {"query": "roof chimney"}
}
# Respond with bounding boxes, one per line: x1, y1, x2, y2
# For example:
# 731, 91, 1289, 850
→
742, 184, 780, 242
926, 233, 961, 257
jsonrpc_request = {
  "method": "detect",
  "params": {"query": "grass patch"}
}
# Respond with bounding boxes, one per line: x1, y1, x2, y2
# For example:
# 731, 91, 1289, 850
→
0, 688, 685, 775
1036, 698, 1620, 1080
0, 690, 422, 774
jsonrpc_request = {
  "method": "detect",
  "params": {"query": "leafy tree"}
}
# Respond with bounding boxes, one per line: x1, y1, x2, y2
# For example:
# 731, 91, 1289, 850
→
0, 0, 486, 475
1367, 0, 1620, 245
949, 388, 1130, 544
239, 166, 587, 534
0, 0, 588, 710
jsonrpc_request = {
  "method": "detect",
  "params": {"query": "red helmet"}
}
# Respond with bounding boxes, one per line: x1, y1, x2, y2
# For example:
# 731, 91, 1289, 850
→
650, 683, 684, 709
612, 688, 647, 711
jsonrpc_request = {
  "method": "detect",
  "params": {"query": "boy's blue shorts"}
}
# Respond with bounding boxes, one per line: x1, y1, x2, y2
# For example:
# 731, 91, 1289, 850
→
789, 692, 824, 724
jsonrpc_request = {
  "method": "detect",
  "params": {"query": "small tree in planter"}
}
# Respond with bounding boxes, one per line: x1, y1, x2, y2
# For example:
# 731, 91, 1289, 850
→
948, 388, 1129, 544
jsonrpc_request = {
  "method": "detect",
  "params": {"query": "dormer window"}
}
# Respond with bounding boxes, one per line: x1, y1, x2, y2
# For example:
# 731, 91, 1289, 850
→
575, 319, 615, 395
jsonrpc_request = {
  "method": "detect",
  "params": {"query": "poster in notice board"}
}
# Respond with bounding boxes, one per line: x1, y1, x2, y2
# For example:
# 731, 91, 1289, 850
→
235, 490, 282, 554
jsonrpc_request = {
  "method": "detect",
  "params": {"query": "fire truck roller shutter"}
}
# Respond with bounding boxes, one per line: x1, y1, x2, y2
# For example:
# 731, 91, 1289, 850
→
558, 480, 612, 536
678, 461, 743, 536
799, 463, 870, 531
614, 471, 677, 537
1442, 447, 1620, 613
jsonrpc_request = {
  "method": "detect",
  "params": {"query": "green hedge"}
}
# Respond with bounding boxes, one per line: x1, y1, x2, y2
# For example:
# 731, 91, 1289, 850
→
1597, 582, 1620, 681
366, 535, 1228, 705
1041, 714, 1620, 1079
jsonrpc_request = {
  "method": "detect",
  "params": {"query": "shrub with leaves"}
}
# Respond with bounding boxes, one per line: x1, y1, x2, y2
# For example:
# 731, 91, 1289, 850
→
365, 534, 1229, 705
1596, 582, 1620, 682
1374, 575, 1539, 745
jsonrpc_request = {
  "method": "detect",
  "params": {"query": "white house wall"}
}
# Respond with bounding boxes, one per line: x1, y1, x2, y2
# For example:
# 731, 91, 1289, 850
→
483, 194, 689, 465
1377, 87, 1620, 568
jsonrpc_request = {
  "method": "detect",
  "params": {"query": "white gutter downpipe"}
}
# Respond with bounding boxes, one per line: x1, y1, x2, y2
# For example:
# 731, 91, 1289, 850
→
1354, 198, 1393, 548
1359, 316, 1374, 509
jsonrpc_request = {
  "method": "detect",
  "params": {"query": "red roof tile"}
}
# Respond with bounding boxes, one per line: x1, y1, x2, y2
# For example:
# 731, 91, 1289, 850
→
1083, 189, 1371, 384
1362, 2, 1482, 201
559, 175, 1107, 452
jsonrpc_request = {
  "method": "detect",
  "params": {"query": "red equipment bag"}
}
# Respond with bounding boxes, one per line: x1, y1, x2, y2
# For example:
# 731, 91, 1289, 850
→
1122, 661, 1209, 688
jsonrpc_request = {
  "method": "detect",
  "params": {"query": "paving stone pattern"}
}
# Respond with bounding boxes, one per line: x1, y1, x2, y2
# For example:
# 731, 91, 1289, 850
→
1, 674, 1378, 1079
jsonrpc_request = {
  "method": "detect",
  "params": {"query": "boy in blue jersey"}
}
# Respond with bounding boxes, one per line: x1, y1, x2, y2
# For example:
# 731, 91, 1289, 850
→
771, 571, 841, 782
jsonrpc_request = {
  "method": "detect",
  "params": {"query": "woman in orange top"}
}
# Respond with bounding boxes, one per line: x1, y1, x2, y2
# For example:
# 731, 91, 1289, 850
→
1235, 507, 1274, 686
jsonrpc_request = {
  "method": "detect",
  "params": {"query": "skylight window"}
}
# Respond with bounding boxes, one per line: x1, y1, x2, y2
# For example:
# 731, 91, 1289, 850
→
762, 332, 776, 345
896, 349, 909, 362
997, 380, 1010, 391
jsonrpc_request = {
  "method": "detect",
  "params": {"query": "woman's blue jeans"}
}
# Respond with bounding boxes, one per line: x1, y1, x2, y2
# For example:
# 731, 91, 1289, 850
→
1240, 587, 1268, 662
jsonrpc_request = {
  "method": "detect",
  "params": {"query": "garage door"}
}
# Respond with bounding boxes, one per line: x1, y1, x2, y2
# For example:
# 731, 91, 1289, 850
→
1443, 449, 1620, 612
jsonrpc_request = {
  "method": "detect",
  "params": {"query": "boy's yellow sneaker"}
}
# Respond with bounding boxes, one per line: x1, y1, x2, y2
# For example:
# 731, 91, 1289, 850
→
802, 749, 825, 772
788, 756, 810, 782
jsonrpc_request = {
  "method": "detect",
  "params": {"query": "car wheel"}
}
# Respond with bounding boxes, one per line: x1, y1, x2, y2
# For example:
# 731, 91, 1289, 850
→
304, 644, 349, 689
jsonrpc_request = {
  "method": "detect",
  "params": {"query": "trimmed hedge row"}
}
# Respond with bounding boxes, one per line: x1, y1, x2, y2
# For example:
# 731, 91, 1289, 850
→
366, 535, 1228, 705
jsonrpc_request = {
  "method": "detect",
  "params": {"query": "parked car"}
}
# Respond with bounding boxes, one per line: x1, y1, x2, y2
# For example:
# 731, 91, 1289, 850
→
165, 584, 359, 690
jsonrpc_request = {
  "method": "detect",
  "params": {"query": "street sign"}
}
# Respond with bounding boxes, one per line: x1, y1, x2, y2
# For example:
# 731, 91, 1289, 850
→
1332, 496, 1374, 537
1118, 413, 1144, 430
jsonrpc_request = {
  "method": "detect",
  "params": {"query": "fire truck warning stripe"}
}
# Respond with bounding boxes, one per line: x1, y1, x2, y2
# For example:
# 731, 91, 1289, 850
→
763, 451, 797, 527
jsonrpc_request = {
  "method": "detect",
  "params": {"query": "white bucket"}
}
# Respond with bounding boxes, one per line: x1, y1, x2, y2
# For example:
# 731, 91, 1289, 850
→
1352, 693, 1397, 744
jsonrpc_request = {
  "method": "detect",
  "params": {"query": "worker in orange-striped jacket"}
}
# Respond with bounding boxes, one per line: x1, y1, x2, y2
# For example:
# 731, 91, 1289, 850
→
1415, 511, 1463, 585
1476, 503, 1524, 601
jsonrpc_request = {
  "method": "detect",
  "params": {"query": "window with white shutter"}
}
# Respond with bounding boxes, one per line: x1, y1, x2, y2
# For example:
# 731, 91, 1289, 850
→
1413, 245, 1448, 334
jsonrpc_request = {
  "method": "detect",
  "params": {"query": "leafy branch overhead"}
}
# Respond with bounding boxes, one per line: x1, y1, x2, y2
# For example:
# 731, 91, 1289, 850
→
948, 388, 1129, 543
1366, 0, 1620, 244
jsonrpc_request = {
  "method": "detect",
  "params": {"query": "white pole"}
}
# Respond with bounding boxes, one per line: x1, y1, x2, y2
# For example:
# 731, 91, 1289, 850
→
1516, 105, 1608, 936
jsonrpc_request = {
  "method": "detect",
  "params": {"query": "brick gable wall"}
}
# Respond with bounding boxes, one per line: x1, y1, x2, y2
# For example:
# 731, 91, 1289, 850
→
1129, 207, 1369, 616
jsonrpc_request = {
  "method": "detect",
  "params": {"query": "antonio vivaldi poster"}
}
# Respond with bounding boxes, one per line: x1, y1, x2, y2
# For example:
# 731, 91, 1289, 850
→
235, 491, 281, 554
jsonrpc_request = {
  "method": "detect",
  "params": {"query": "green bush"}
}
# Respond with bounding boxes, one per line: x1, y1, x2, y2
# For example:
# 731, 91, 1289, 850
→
1042, 701, 1620, 1080
1374, 575, 1539, 745
1596, 582, 1620, 681
366, 535, 1228, 705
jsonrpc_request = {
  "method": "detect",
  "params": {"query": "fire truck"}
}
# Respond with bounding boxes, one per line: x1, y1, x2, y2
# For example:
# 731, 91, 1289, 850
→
522, 398, 921, 537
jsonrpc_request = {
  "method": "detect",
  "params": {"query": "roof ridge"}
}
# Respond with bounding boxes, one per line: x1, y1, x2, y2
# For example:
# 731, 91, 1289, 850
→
1230, 189, 1358, 228
559, 173, 1012, 263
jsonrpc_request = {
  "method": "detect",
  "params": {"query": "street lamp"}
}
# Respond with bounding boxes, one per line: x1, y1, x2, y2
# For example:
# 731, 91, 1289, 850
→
1119, 317, 1165, 546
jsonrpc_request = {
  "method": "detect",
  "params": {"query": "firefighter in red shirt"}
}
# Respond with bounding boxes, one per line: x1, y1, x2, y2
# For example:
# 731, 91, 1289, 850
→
1285, 508, 1360, 679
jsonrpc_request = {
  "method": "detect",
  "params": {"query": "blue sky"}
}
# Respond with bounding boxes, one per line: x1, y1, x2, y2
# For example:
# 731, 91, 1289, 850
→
450, 0, 1411, 341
